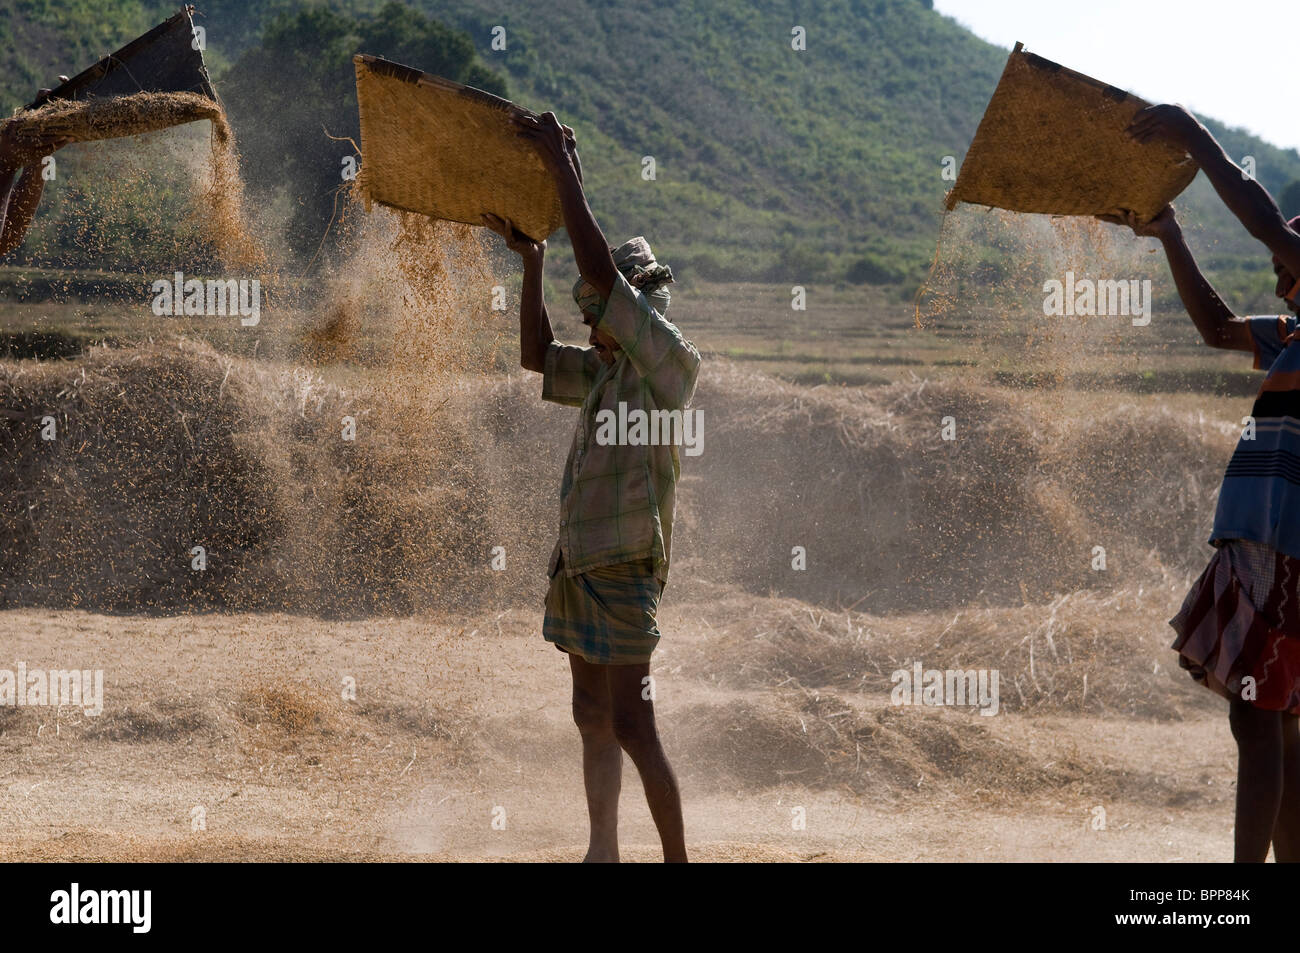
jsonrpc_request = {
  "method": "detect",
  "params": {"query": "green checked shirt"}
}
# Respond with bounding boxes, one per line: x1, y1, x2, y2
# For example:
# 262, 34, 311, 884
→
542, 271, 701, 584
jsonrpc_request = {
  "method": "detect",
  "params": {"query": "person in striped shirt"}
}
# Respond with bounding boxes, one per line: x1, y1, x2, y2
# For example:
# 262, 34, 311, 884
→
1107, 103, 1300, 862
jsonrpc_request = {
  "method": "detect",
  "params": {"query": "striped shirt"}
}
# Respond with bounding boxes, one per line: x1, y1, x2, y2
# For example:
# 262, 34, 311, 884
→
1211, 314, 1300, 557
542, 271, 701, 583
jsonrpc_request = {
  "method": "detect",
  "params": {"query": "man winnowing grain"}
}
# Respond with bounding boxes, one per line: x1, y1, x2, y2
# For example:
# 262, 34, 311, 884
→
482, 112, 700, 863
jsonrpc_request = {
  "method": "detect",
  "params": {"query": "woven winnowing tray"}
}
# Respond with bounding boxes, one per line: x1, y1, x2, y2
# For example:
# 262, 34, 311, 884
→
353, 54, 565, 241
10, 6, 221, 144
24, 5, 218, 110
946, 43, 1197, 223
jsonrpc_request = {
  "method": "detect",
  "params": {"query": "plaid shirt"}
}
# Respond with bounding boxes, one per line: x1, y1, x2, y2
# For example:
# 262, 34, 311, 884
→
542, 271, 701, 583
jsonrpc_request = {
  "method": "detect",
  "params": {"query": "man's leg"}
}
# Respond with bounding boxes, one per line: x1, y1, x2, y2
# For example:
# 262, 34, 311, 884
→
607, 662, 687, 862
569, 653, 621, 862
1272, 712, 1300, 862
1229, 699, 1284, 862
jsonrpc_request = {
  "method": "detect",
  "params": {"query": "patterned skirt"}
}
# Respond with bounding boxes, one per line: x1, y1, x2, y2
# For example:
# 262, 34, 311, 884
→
543, 557, 663, 666
1169, 539, 1300, 714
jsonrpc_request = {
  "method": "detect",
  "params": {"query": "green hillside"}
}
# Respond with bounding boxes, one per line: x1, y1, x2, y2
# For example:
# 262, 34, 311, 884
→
4, 0, 1299, 293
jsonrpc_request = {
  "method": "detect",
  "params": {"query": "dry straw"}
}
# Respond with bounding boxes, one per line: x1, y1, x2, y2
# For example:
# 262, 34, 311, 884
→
11, 90, 226, 145
353, 54, 564, 241
14, 90, 265, 270
947, 43, 1197, 223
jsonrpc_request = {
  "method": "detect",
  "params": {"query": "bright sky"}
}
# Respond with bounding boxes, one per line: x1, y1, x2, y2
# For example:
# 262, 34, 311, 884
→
933, 0, 1298, 153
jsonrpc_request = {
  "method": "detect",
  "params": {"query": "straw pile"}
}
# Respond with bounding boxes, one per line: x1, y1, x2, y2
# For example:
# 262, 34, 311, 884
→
0, 339, 531, 615
354, 55, 564, 241
0, 339, 1232, 618
946, 44, 1198, 222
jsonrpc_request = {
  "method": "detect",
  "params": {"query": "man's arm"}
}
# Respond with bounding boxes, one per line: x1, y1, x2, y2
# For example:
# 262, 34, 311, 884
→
519, 245, 554, 372
0, 166, 17, 251
1129, 105, 1300, 278
1159, 222, 1253, 352
0, 113, 71, 257
0, 165, 48, 257
513, 112, 617, 300
1100, 207, 1252, 351
481, 213, 554, 372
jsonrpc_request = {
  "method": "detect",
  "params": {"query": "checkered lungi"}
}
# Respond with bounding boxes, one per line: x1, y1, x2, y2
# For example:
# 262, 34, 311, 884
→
543, 556, 663, 665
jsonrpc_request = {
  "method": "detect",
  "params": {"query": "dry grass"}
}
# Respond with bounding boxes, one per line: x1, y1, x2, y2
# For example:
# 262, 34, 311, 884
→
0, 342, 1238, 620
14, 91, 224, 144
239, 683, 328, 735
670, 580, 1214, 720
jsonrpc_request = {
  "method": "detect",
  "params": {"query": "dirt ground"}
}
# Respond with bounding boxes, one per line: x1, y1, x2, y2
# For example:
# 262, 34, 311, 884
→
0, 590, 1241, 862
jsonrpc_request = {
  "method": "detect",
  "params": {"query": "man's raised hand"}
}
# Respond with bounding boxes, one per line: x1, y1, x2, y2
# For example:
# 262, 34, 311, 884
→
1126, 104, 1205, 152
481, 212, 545, 259
1097, 205, 1179, 240
513, 111, 574, 178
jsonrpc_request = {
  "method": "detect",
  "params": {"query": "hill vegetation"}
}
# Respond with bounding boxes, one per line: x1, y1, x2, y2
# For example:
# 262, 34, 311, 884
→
2, 0, 1298, 298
